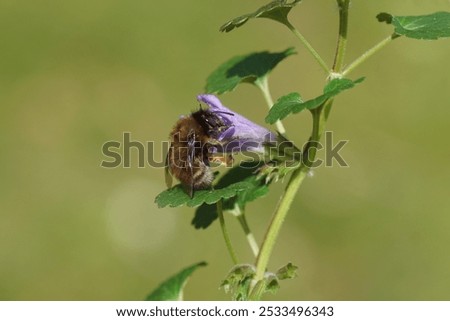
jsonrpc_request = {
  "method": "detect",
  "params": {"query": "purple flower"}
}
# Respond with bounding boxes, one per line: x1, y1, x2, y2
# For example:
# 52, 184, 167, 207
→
197, 94, 276, 154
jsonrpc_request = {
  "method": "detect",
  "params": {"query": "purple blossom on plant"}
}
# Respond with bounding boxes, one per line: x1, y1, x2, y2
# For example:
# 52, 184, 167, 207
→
197, 94, 276, 154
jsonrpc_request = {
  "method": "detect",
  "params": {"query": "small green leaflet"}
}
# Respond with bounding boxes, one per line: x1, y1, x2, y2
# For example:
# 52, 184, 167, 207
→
220, 264, 256, 301
155, 182, 251, 208
220, 262, 298, 300
276, 262, 298, 280
265, 77, 365, 124
145, 262, 207, 301
205, 48, 296, 94
220, 0, 302, 33
260, 133, 303, 183
265, 92, 303, 125
377, 12, 450, 40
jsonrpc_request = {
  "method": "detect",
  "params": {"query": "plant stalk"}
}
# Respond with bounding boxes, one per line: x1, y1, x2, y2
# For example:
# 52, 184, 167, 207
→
217, 200, 238, 264
332, 0, 350, 72
237, 213, 260, 257
254, 104, 325, 281
253, 0, 350, 290
256, 77, 286, 135
342, 33, 400, 76
284, 20, 330, 74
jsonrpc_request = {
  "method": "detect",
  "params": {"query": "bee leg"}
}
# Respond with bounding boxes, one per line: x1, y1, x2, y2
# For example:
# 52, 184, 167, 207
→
189, 182, 194, 198
187, 130, 196, 198
208, 154, 234, 167
164, 146, 173, 188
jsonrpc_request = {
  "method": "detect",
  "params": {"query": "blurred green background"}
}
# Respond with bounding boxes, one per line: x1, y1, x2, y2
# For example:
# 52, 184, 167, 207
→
1, 0, 449, 300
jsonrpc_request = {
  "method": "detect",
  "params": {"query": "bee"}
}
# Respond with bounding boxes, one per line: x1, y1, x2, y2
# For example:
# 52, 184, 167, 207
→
165, 108, 233, 198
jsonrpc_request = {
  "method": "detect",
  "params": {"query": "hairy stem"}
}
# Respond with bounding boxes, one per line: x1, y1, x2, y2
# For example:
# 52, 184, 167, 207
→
256, 77, 286, 135
253, 1, 350, 291
237, 213, 260, 257
284, 20, 330, 74
342, 33, 401, 76
333, 0, 350, 72
248, 280, 266, 301
254, 106, 325, 281
217, 200, 238, 264
254, 167, 308, 280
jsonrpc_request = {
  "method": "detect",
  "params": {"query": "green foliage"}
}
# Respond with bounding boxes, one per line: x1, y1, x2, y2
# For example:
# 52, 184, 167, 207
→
154, 1, 450, 302
221, 262, 298, 300
205, 48, 296, 94
265, 92, 304, 125
265, 77, 365, 124
377, 12, 450, 40
155, 182, 251, 208
259, 133, 303, 183
192, 162, 270, 229
250, 263, 298, 300
232, 175, 269, 210
220, 264, 256, 301
220, 162, 270, 214
220, 0, 302, 33
145, 262, 207, 301
264, 273, 281, 294
276, 262, 298, 280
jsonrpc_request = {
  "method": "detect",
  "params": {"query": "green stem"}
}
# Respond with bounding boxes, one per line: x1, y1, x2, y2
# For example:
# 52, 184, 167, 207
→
248, 280, 266, 301
255, 77, 286, 135
237, 213, 260, 257
342, 33, 401, 76
217, 200, 238, 264
284, 20, 330, 74
305, 105, 327, 164
253, 0, 350, 288
254, 107, 325, 281
254, 166, 308, 280
332, 0, 350, 72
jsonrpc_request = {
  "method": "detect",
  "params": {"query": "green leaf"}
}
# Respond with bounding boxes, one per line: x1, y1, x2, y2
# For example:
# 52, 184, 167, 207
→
377, 12, 450, 40
265, 92, 304, 125
145, 262, 207, 301
205, 48, 296, 94
248, 274, 279, 300
220, 0, 303, 33
264, 273, 281, 294
276, 262, 298, 280
220, 264, 256, 301
233, 175, 269, 210
221, 262, 298, 300
192, 162, 269, 229
265, 77, 365, 124
259, 133, 303, 184
220, 162, 270, 213
155, 181, 251, 208
249, 264, 298, 300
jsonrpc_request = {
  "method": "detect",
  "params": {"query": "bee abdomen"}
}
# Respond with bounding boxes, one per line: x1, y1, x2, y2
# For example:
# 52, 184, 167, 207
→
192, 165, 214, 189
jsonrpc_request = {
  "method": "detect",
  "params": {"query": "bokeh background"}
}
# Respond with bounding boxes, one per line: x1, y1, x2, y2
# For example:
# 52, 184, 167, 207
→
1, 0, 449, 300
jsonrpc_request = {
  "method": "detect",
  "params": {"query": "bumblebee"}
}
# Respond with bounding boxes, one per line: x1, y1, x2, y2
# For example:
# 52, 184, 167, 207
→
165, 108, 233, 197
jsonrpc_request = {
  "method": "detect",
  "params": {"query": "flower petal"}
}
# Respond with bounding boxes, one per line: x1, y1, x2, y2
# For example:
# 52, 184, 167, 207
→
197, 94, 276, 153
